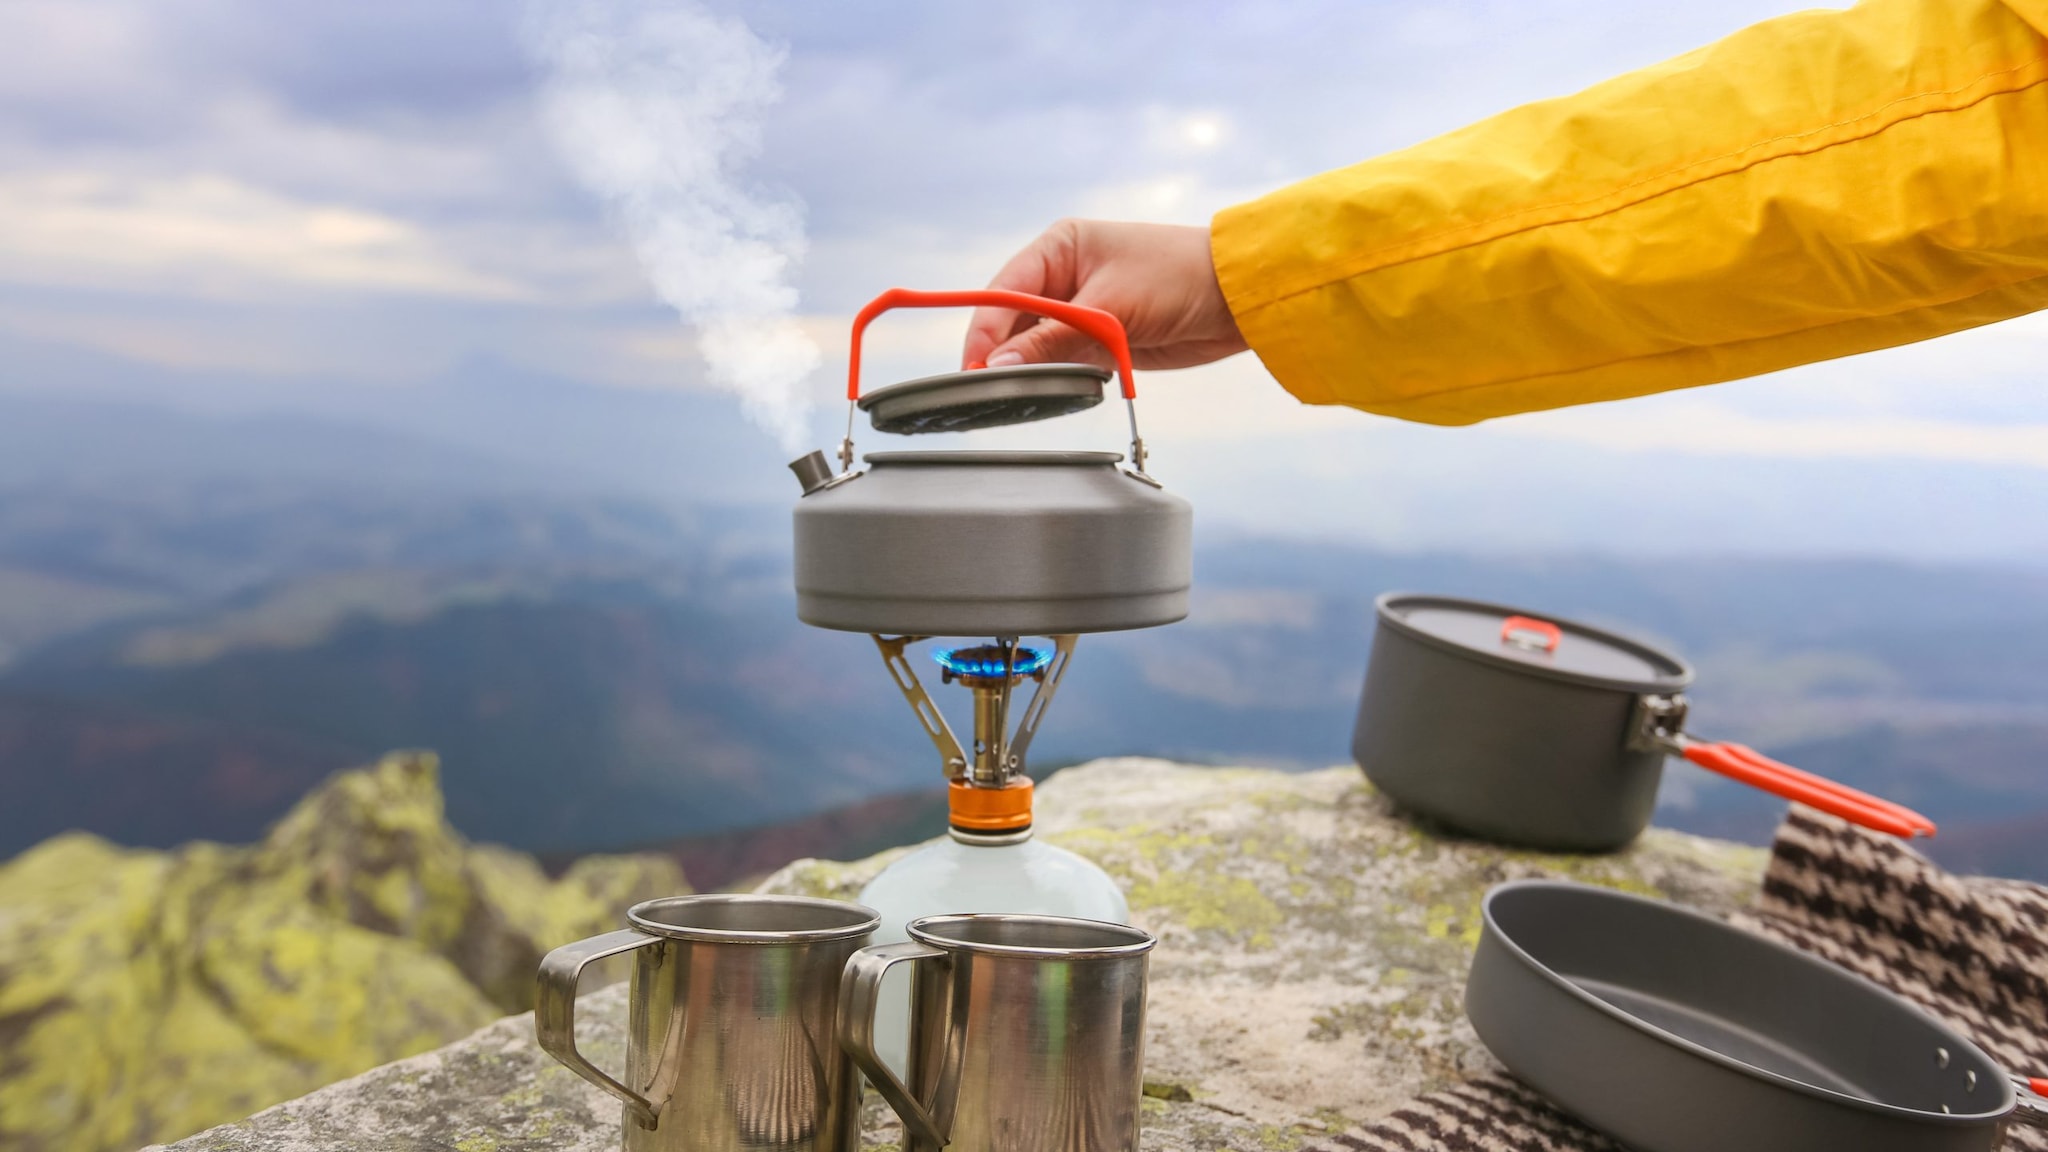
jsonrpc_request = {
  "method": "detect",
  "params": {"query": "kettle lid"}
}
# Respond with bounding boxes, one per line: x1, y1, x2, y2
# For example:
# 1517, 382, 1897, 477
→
858, 363, 1110, 435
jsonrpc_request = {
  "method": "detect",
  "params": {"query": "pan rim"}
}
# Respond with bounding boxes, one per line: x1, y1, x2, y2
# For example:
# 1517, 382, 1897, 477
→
1478, 879, 2016, 1125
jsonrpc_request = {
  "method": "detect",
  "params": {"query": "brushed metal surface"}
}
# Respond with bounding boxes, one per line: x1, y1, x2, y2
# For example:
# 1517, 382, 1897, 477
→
840, 914, 1155, 1152
793, 451, 1191, 636
537, 894, 880, 1152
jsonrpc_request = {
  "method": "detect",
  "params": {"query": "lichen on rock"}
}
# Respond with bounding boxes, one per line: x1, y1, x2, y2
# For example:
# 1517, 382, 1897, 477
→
159, 757, 1767, 1152
0, 751, 686, 1152
758, 759, 1765, 1133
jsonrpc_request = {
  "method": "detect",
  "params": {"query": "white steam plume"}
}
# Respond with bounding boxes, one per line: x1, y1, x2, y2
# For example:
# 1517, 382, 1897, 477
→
524, 0, 818, 452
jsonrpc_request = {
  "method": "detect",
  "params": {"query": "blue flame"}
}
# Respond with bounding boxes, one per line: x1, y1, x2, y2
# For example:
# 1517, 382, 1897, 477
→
934, 645, 1052, 679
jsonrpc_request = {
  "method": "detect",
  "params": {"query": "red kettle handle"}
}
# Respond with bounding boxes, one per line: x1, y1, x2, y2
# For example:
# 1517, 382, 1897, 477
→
1682, 741, 1937, 839
846, 288, 1137, 402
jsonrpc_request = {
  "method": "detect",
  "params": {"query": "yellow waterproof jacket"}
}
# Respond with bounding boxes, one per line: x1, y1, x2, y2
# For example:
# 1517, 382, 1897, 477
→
1211, 0, 2048, 425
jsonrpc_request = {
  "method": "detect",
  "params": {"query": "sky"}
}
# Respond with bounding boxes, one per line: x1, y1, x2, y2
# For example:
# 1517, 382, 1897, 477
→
2, 0, 2046, 562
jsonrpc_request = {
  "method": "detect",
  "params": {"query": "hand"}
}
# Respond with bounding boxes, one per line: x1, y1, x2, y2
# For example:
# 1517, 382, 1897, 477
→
962, 220, 1249, 372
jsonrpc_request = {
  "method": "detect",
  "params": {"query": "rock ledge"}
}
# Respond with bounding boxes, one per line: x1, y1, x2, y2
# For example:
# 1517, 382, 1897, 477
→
162, 759, 1765, 1152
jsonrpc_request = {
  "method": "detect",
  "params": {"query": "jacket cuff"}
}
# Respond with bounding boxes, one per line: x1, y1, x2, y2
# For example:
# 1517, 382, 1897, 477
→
1211, 197, 1338, 409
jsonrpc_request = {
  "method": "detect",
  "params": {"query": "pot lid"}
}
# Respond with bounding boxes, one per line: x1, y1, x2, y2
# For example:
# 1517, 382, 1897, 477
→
1376, 593, 1692, 692
858, 363, 1109, 434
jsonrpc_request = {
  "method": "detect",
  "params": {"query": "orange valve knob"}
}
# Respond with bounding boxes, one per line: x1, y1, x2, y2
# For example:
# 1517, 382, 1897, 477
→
948, 777, 1034, 833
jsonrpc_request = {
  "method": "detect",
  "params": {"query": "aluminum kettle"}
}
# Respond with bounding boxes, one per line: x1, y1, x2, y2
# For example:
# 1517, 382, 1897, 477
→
790, 289, 1191, 637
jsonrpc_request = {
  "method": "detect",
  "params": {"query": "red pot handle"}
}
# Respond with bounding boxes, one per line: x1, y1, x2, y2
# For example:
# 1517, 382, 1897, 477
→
1682, 741, 1937, 839
2019, 1077, 2048, 1129
846, 288, 1136, 402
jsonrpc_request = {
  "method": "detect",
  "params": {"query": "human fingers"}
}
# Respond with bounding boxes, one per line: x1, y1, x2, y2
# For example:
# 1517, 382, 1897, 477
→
983, 319, 1114, 370
961, 221, 1081, 367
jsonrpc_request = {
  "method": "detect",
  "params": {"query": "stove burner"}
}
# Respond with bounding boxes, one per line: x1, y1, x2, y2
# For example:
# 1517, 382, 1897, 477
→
934, 644, 1052, 680
873, 633, 1077, 789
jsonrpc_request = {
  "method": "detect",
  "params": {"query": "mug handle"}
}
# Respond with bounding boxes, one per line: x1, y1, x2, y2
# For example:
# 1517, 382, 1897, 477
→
838, 940, 950, 1146
535, 929, 665, 1130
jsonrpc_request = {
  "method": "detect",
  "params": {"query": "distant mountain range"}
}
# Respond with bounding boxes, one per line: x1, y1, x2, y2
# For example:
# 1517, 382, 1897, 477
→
3, 472, 2047, 882
1, 383, 2045, 881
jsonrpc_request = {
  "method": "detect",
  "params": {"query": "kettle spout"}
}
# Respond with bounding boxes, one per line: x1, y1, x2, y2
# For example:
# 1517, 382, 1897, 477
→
789, 450, 835, 495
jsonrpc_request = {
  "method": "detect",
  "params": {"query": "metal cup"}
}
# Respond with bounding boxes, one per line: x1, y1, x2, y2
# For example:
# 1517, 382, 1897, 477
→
536, 894, 881, 1152
839, 913, 1156, 1152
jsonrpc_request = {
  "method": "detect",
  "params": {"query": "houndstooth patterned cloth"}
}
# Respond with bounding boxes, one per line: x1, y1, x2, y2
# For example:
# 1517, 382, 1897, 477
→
1313, 809, 2048, 1152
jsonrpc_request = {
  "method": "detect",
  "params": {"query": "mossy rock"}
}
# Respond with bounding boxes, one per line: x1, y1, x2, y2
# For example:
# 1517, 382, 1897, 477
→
0, 751, 686, 1152
159, 758, 1765, 1152
759, 758, 1764, 1133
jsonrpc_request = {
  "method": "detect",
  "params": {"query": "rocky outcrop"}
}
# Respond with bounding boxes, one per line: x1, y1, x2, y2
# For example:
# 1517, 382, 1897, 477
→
759, 759, 1765, 1133
0, 752, 685, 1152
160, 759, 1766, 1152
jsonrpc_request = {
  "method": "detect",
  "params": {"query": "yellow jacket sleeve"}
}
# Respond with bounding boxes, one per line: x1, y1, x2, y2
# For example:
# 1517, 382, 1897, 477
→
1211, 0, 2048, 425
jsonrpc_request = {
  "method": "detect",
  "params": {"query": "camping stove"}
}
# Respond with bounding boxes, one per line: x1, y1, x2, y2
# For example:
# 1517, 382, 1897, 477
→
787, 287, 1191, 1076
873, 635, 1073, 791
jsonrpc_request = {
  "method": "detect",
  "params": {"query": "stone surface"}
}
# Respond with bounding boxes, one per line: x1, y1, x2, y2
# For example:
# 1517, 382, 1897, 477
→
156, 982, 635, 1152
160, 759, 1767, 1152
0, 752, 685, 1152
762, 759, 1767, 1134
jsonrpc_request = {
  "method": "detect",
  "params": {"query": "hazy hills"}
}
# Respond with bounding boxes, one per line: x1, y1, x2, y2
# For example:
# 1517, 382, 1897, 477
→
2, 475, 2046, 879
1, 388, 2046, 879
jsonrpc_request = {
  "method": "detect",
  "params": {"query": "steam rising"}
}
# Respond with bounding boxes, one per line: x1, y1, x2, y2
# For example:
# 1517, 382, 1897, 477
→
524, 0, 817, 452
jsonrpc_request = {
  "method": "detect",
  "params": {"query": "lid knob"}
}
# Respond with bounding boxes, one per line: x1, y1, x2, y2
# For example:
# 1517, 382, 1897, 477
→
1500, 615, 1563, 654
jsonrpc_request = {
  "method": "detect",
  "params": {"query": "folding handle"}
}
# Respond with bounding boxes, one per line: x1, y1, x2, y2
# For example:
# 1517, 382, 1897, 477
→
1681, 741, 1936, 839
2015, 1076, 2048, 1128
847, 288, 1137, 401
535, 929, 666, 1129
837, 940, 950, 1147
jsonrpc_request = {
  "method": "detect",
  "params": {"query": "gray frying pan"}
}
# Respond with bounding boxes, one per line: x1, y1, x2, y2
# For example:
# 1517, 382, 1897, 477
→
1467, 881, 2048, 1151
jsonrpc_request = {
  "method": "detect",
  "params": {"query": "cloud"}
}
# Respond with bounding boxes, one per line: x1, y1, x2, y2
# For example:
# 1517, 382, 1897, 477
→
1505, 401, 2048, 470
5, 0, 2044, 564
0, 172, 527, 300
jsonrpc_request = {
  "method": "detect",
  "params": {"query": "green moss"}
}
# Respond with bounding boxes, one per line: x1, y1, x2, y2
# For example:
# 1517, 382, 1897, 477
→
1250, 1121, 1310, 1151
1144, 1080, 1198, 1102
1053, 819, 1306, 949
1131, 870, 1283, 948
0, 751, 685, 1152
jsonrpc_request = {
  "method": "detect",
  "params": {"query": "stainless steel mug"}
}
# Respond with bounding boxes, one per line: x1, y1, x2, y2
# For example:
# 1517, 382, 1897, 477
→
839, 913, 1156, 1152
536, 894, 881, 1152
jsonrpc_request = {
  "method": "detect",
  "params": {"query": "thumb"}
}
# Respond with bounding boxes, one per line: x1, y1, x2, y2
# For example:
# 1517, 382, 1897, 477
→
983, 319, 1111, 370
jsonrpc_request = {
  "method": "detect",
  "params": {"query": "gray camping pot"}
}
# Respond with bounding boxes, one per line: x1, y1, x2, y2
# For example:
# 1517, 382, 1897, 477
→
1352, 593, 1932, 852
789, 287, 1192, 638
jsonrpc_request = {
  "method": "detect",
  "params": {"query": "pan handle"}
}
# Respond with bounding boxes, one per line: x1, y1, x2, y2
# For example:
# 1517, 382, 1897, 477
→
2013, 1076, 2048, 1129
1680, 741, 1936, 839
